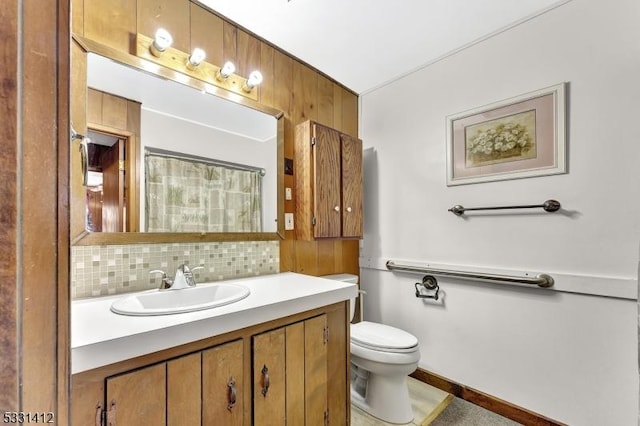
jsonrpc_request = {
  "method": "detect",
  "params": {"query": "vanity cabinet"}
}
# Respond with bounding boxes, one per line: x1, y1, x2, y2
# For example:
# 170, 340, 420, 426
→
253, 315, 328, 425
294, 120, 363, 240
203, 341, 245, 425
100, 340, 243, 426
105, 363, 166, 425
71, 303, 348, 426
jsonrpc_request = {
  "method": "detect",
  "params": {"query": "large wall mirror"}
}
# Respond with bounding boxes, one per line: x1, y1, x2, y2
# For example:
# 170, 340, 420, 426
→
72, 36, 284, 245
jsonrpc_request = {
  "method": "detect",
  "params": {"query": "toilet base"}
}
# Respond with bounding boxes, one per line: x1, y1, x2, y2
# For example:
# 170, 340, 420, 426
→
351, 371, 414, 424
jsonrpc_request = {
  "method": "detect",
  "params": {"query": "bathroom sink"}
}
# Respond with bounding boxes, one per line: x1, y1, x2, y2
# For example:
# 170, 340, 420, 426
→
110, 283, 251, 316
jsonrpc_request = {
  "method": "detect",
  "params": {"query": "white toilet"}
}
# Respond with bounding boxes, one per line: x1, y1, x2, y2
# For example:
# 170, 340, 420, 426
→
323, 274, 420, 424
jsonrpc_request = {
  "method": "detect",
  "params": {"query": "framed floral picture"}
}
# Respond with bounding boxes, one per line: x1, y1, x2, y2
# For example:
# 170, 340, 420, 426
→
446, 83, 566, 186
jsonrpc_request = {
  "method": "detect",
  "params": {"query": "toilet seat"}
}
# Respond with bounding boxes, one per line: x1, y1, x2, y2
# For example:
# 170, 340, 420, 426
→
351, 321, 418, 354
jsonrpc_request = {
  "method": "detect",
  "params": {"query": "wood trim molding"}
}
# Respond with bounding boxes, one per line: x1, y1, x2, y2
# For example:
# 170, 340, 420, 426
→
1, 0, 20, 412
72, 231, 281, 246
410, 368, 567, 426
57, 1, 71, 423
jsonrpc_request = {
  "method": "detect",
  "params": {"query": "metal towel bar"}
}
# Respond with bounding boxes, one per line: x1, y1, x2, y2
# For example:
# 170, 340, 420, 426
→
448, 199, 561, 216
386, 261, 554, 288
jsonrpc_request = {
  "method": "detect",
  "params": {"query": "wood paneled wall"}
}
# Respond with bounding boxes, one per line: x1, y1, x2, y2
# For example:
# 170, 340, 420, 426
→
1, 0, 69, 423
72, 0, 361, 277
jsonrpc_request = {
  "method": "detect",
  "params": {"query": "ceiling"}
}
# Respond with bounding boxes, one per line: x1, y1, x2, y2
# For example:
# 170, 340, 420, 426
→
198, 0, 568, 94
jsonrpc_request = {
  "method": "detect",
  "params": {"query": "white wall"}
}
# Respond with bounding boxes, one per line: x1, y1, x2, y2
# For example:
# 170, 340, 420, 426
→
140, 109, 278, 231
359, 0, 640, 424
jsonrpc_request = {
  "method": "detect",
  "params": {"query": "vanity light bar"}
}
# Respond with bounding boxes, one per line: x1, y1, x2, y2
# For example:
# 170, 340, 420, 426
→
243, 70, 263, 92
186, 48, 206, 70
216, 61, 236, 81
136, 32, 262, 100
150, 28, 173, 57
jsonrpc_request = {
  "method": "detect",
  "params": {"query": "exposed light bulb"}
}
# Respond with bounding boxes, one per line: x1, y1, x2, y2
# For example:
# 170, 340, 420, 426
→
243, 70, 263, 92
186, 48, 206, 69
216, 61, 236, 81
150, 28, 173, 57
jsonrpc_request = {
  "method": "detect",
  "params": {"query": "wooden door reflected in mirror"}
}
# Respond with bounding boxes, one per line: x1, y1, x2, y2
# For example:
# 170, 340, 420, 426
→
85, 86, 141, 233
85, 129, 134, 232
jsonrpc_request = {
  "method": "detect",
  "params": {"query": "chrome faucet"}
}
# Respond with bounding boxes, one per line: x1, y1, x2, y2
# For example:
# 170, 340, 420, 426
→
172, 264, 196, 290
150, 264, 204, 290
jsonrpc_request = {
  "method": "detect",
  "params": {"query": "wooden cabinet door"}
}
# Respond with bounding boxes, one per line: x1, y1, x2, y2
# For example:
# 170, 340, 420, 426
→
341, 133, 363, 238
253, 327, 286, 425
106, 363, 166, 426
253, 316, 328, 425
202, 340, 244, 426
313, 123, 342, 238
304, 315, 328, 425
327, 303, 350, 425
168, 352, 202, 426
285, 322, 305, 425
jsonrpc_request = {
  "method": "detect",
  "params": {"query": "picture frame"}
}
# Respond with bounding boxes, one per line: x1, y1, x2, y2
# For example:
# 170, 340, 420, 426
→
446, 83, 566, 186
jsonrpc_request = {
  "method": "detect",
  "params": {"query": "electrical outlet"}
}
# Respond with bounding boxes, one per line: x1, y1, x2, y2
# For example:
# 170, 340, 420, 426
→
285, 187, 292, 200
284, 213, 294, 230
284, 158, 294, 175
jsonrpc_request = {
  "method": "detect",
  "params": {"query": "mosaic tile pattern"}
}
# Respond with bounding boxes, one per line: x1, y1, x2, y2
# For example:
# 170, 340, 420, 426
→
71, 241, 279, 299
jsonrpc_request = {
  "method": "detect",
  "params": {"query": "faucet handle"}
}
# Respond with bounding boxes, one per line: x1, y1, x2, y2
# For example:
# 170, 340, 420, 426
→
150, 269, 173, 290
187, 265, 204, 286
176, 264, 190, 274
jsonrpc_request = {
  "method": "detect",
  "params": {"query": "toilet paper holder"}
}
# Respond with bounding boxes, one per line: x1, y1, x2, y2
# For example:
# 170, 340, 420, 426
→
415, 275, 439, 300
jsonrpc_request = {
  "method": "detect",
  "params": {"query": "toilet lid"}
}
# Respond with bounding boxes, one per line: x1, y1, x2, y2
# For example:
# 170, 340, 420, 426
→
351, 321, 418, 352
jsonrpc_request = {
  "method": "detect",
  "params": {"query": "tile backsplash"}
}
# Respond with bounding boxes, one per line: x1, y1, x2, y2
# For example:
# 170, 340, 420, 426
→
71, 240, 279, 299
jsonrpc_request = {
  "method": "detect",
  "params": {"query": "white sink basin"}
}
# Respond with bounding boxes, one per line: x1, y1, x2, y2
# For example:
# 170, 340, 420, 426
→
110, 283, 251, 316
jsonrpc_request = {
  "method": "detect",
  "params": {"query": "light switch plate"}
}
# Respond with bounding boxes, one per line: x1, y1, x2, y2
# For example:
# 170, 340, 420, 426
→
284, 213, 294, 230
285, 187, 292, 200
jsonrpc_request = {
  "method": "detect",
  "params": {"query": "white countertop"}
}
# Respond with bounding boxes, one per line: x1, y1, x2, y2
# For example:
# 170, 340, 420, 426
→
72, 272, 357, 374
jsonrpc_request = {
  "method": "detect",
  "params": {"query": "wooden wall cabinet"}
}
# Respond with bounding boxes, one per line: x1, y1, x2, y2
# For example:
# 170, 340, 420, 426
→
294, 120, 363, 240
72, 304, 348, 425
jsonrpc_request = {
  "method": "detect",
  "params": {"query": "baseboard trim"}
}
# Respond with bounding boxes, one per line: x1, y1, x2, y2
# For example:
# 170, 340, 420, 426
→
410, 368, 566, 426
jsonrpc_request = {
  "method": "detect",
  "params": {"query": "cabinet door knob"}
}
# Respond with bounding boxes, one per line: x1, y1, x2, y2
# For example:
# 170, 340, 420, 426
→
334, 206, 340, 212
227, 377, 237, 411
261, 364, 270, 397
346, 207, 352, 213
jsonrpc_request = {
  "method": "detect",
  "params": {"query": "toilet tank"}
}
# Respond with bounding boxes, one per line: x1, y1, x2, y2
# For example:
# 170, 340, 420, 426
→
321, 273, 359, 322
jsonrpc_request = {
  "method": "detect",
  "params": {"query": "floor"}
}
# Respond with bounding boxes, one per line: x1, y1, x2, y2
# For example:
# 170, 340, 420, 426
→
429, 397, 523, 426
351, 377, 522, 426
